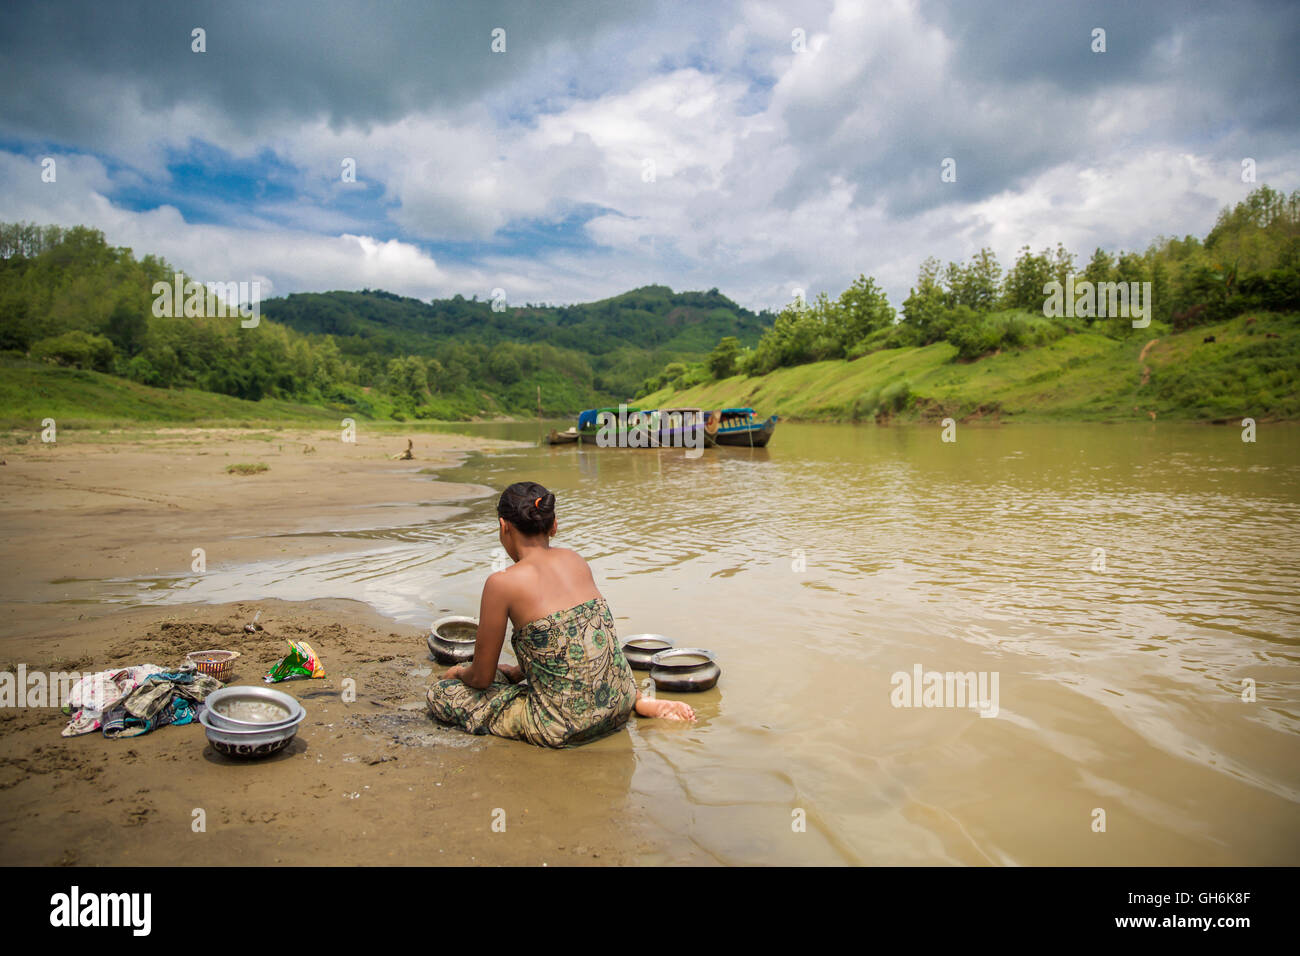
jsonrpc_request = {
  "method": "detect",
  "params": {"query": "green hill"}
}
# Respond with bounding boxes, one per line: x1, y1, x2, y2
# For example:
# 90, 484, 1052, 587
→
637, 185, 1299, 424
0, 221, 771, 423
640, 311, 1299, 423
0, 354, 342, 429
262, 285, 769, 356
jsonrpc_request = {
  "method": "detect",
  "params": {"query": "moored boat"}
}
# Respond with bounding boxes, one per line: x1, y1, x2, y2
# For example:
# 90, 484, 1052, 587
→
653, 407, 709, 450
577, 406, 646, 444
546, 427, 580, 445
706, 407, 778, 447
572, 405, 720, 450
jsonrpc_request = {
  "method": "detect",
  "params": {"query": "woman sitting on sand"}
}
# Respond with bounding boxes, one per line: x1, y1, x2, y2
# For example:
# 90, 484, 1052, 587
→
427, 481, 694, 748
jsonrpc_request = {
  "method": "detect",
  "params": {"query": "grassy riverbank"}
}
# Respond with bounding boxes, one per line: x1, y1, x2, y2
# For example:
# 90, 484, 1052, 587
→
0, 354, 524, 432
639, 311, 1299, 423
5, 311, 1295, 430
0, 355, 343, 430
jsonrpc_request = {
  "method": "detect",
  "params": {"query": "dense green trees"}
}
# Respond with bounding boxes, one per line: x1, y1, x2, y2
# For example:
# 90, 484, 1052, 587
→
743, 275, 896, 375
8, 184, 1297, 418
0, 224, 768, 419
649, 185, 1299, 393
707, 336, 741, 378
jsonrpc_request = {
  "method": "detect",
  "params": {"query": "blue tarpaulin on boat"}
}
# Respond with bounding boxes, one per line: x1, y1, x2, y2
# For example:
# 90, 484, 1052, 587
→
578, 407, 637, 430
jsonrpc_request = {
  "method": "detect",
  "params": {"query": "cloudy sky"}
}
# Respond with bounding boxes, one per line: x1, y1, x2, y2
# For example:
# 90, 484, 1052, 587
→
1, 0, 1297, 311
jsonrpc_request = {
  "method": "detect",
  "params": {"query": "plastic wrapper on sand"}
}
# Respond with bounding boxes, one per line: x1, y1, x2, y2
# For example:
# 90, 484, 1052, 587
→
264, 639, 326, 683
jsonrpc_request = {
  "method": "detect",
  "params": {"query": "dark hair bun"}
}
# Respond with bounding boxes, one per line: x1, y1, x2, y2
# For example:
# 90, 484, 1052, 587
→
498, 482, 556, 535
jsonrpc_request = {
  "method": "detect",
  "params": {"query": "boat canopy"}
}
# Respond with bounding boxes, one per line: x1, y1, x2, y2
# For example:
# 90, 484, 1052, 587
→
719, 407, 755, 416
578, 407, 638, 429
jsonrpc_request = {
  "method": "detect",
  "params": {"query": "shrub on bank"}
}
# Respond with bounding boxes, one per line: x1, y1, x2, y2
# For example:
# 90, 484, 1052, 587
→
31, 330, 116, 372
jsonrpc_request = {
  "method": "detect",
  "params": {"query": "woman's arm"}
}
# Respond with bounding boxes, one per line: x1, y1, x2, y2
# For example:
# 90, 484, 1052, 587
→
451, 571, 510, 689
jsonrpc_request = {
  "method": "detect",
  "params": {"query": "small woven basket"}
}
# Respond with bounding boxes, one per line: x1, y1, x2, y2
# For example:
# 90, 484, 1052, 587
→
185, 649, 240, 683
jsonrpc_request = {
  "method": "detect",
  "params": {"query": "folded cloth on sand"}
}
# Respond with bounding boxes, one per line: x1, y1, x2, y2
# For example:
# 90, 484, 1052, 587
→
102, 696, 200, 739
61, 664, 164, 737
122, 670, 222, 721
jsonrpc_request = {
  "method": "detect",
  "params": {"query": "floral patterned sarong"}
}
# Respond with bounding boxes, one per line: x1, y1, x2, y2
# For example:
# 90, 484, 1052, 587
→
427, 596, 637, 748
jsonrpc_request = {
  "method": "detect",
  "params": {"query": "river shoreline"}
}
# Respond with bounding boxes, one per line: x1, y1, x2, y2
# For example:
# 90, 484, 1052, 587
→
0, 427, 704, 866
2, 421, 1296, 866
0, 597, 686, 866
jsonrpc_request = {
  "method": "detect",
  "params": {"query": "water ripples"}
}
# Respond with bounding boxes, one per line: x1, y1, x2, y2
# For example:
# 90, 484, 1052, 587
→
100, 421, 1300, 863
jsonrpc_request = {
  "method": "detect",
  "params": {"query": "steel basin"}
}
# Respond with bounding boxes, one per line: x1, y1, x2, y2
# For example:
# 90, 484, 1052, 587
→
649, 647, 720, 693
621, 634, 674, 670
204, 686, 304, 730
199, 706, 305, 759
428, 615, 478, 664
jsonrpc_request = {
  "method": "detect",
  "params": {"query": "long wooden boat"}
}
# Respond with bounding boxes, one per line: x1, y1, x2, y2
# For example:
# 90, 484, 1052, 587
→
705, 407, 778, 447
573, 406, 715, 450
653, 407, 709, 449
577, 406, 645, 444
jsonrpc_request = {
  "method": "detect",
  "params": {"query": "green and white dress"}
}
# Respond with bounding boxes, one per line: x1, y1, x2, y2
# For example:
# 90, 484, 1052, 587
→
427, 596, 637, 748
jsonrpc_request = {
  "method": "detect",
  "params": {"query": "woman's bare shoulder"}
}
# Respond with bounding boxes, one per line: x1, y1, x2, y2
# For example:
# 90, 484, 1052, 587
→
553, 547, 595, 572
489, 563, 533, 595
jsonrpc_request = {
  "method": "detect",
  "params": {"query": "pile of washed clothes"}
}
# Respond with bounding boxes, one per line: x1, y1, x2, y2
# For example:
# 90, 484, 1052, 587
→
62, 662, 223, 739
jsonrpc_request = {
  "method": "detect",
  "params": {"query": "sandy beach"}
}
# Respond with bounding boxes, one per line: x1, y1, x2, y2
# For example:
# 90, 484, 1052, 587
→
0, 426, 503, 636
0, 427, 690, 866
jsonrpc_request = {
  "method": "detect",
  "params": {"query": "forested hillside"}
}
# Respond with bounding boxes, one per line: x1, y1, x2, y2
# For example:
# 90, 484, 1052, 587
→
0, 222, 769, 421
641, 185, 1299, 423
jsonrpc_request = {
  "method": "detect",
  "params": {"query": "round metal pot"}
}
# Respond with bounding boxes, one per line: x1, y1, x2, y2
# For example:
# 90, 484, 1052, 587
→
428, 615, 478, 665
621, 634, 674, 670
198, 707, 304, 759
649, 647, 720, 693
203, 686, 304, 731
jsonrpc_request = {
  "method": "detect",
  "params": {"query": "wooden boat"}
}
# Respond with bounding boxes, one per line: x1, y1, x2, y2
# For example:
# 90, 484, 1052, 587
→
572, 406, 711, 450
576, 406, 650, 446
546, 427, 580, 445
705, 407, 778, 447
653, 407, 708, 449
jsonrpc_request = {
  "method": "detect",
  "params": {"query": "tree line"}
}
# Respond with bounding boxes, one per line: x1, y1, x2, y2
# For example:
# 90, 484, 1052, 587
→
0, 226, 766, 419
640, 185, 1299, 395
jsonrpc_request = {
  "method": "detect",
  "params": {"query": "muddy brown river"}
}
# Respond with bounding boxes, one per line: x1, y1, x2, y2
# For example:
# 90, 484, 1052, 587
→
103, 421, 1300, 864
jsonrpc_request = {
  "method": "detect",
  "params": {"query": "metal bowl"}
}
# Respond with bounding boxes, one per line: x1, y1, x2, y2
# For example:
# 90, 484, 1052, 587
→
199, 707, 304, 759
649, 647, 720, 693
428, 615, 478, 665
621, 634, 674, 670
204, 686, 304, 730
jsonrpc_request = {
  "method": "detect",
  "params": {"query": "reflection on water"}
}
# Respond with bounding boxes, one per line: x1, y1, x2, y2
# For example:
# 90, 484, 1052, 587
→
106, 422, 1300, 864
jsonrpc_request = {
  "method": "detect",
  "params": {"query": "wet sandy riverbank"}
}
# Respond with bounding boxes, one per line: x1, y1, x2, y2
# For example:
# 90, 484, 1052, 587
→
0, 427, 705, 865
0, 598, 691, 866
0, 426, 503, 637
2, 421, 1297, 866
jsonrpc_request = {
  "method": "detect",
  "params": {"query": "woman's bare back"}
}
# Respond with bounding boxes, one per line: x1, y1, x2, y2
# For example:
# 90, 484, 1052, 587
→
498, 546, 601, 630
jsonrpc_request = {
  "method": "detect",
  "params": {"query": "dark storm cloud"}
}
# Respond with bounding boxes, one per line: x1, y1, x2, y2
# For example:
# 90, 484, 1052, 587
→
921, 0, 1300, 104
776, 0, 1300, 218
0, 0, 647, 143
